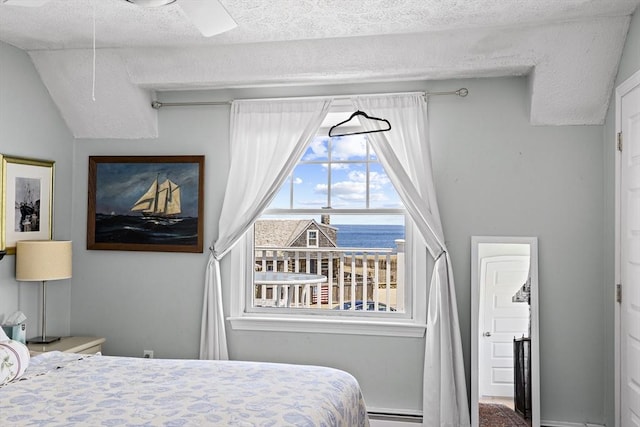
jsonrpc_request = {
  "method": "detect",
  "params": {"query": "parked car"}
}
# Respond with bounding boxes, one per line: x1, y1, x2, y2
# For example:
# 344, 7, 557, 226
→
333, 300, 396, 311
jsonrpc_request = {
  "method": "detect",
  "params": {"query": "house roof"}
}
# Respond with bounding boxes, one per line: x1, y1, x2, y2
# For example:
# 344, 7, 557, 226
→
255, 219, 337, 248
0, 0, 638, 138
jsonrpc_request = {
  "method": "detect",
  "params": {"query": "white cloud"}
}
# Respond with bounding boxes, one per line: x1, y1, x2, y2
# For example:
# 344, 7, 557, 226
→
346, 170, 390, 189
310, 165, 397, 208
347, 170, 366, 182
370, 192, 389, 202
302, 138, 328, 161
315, 170, 392, 200
371, 171, 391, 185
314, 183, 328, 194
332, 181, 367, 196
321, 163, 350, 170
297, 198, 329, 207
332, 137, 367, 161
315, 181, 366, 196
293, 177, 303, 184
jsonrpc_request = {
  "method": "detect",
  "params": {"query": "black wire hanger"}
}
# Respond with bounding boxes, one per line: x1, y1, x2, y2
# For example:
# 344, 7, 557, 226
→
328, 110, 391, 137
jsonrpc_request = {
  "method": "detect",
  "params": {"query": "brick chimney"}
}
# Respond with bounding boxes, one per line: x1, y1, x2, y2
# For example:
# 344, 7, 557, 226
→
321, 207, 330, 225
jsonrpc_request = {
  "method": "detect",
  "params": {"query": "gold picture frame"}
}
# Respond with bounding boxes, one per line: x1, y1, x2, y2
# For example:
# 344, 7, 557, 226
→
1, 155, 55, 255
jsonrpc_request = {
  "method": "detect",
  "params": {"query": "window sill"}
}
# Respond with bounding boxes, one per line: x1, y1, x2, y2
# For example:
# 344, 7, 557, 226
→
228, 315, 426, 338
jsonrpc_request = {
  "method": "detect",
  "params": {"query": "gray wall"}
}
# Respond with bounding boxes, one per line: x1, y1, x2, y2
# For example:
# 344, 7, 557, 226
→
0, 41, 74, 339
430, 78, 605, 423
70, 77, 607, 420
3, 18, 639, 419
602, 8, 640, 427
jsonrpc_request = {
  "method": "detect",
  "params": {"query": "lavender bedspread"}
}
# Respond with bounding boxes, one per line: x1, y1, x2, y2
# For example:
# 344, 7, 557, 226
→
0, 351, 369, 426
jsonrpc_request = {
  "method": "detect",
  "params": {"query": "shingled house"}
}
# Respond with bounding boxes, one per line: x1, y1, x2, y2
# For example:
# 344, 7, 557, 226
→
254, 218, 338, 304
254, 218, 399, 307
254, 218, 337, 275
254, 218, 337, 250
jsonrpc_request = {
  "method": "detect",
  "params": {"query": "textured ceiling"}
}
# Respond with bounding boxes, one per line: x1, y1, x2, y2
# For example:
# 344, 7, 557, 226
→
0, 0, 638, 138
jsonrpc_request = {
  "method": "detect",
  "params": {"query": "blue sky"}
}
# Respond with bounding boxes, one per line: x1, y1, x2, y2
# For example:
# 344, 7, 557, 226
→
267, 135, 404, 225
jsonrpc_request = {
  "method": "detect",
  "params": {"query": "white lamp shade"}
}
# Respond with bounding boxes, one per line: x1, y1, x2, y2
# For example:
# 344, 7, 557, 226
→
16, 240, 72, 281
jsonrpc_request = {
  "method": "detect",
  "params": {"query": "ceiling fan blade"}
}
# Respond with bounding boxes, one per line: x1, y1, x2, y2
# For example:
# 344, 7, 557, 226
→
126, 0, 177, 6
178, 0, 237, 37
2, 0, 52, 6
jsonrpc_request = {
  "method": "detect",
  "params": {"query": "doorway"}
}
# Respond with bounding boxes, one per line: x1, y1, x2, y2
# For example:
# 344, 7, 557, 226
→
478, 255, 530, 401
615, 69, 640, 427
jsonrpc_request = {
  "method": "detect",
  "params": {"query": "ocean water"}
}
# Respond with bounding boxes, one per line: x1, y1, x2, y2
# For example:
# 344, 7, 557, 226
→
94, 214, 199, 246
333, 224, 404, 249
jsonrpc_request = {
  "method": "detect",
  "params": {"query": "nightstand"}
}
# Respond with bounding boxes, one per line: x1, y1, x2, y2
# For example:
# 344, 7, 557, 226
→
27, 336, 106, 356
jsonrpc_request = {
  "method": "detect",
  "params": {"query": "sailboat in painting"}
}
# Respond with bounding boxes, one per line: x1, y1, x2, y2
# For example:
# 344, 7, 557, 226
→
131, 176, 182, 224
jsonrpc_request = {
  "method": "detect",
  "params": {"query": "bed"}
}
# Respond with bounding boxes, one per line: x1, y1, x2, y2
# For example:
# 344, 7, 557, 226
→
0, 349, 370, 426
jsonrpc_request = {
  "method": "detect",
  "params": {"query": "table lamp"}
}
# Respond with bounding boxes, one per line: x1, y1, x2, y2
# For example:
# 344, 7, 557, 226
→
16, 240, 72, 344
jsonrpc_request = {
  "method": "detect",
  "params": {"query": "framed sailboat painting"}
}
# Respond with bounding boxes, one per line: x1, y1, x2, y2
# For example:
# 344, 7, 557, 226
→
87, 156, 204, 253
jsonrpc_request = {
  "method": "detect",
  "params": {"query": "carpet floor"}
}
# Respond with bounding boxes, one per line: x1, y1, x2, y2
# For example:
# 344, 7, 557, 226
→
479, 403, 530, 427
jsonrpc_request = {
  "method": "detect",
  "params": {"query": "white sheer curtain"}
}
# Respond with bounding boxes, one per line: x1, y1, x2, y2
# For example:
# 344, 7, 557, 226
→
199, 98, 332, 360
354, 94, 470, 427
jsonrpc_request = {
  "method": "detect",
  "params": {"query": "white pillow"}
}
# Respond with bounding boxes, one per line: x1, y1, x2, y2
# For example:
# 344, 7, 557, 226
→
0, 326, 9, 342
0, 340, 30, 385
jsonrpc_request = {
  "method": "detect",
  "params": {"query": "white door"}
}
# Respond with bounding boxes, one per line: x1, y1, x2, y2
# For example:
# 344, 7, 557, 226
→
479, 255, 530, 397
620, 78, 640, 427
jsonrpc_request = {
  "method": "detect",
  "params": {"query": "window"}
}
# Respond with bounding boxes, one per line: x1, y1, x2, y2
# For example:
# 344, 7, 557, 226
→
229, 104, 427, 337
307, 230, 318, 247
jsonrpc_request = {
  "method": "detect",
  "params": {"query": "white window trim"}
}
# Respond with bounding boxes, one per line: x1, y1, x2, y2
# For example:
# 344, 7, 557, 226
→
307, 229, 318, 247
228, 222, 428, 338
228, 111, 427, 337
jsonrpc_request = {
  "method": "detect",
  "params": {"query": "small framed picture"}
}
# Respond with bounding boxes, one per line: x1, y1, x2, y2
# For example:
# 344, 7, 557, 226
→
0, 155, 55, 254
87, 155, 205, 253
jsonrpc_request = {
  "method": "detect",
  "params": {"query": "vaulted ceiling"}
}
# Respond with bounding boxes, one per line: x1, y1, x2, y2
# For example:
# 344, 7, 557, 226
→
0, 0, 638, 139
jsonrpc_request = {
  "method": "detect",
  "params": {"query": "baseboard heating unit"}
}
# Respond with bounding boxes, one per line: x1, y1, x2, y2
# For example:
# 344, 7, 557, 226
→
368, 411, 422, 425
368, 414, 606, 426
541, 421, 605, 427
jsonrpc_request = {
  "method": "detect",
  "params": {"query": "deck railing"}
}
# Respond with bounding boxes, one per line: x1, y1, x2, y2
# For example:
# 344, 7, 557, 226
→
254, 240, 405, 312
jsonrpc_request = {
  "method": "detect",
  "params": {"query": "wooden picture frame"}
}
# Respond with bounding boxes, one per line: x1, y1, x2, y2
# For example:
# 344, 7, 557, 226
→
87, 156, 204, 253
0, 155, 55, 255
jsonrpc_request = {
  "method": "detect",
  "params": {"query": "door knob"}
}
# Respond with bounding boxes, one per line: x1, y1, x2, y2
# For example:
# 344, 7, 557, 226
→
482, 332, 492, 337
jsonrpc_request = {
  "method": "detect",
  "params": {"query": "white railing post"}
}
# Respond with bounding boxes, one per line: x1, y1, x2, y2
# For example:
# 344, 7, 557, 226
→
385, 254, 391, 310
395, 239, 405, 312
315, 250, 322, 308
328, 252, 334, 308
362, 252, 368, 307
350, 253, 357, 309
339, 253, 345, 309
374, 254, 380, 311
260, 250, 268, 306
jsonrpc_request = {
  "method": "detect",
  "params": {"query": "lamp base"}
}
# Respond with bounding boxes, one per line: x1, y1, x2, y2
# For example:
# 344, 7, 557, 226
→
26, 336, 61, 344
